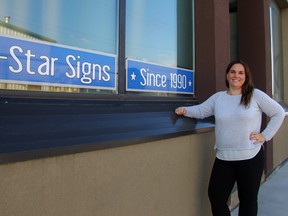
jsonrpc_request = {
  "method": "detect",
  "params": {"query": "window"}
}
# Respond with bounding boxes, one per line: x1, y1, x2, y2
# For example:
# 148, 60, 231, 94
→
0, 0, 195, 99
270, 0, 284, 101
0, 0, 118, 94
0, 0, 203, 163
125, 0, 194, 97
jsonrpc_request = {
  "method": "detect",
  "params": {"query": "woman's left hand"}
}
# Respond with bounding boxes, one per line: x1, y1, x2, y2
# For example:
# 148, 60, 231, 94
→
250, 132, 266, 144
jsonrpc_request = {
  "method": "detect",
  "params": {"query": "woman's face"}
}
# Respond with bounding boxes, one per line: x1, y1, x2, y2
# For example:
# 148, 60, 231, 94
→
226, 63, 246, 90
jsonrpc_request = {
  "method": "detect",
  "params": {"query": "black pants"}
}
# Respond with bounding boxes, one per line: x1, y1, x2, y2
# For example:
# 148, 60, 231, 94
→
208, 148, 264, 216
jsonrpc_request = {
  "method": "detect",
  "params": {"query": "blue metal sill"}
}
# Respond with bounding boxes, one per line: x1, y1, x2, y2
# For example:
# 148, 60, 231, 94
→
0, 98, 215, 164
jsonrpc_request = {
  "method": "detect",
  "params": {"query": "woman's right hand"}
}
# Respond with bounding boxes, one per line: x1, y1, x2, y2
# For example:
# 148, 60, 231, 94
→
175, 107, 186, 115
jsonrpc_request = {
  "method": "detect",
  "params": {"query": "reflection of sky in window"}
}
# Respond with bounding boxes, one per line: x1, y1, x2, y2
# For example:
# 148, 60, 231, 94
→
0, 0, 118, 54
126, 0, 177, 66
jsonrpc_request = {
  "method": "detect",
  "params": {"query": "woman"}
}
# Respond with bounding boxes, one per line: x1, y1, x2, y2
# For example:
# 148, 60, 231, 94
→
175, 60, 285, 216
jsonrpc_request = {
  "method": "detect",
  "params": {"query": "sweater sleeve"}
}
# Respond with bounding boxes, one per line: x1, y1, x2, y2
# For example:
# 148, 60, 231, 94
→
254, 89, 285, 141
184, 93, 218, 119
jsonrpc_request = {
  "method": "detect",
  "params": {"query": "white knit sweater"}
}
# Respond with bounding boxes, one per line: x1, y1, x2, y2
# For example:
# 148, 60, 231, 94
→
184, 89, 285, 161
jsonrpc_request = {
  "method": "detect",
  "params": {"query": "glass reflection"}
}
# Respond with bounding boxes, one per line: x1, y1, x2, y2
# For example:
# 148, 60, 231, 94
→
0, 0, 118, 94
126, 0, 193, 70
0, 0, 118, 54
126, 0, 177, 66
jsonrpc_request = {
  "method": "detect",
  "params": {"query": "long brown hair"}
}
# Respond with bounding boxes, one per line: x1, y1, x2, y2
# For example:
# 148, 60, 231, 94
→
225, 60, 254, 107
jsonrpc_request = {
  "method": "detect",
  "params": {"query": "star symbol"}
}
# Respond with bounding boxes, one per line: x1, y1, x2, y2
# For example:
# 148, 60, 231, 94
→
131, 72, 136, 80
189, 80, 192, 86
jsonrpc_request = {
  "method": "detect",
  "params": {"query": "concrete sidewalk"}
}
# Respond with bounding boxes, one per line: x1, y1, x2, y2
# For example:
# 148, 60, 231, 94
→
231, 160, 288, 216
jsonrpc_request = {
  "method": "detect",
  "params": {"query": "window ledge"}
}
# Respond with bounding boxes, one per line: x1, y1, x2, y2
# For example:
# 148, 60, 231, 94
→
0, 97, 215, 164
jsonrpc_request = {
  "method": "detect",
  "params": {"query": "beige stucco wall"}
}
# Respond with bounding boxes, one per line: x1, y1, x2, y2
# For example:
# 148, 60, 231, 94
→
274, 7, 288, 168
273, 116, 288, 168
0, 132, 216, 216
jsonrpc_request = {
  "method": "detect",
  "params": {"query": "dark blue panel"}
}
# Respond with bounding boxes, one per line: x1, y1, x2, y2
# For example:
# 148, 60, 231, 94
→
0, 97, 215, 163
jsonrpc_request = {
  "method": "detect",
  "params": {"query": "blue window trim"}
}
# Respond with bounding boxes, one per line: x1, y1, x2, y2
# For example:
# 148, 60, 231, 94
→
0, 97, 215, 164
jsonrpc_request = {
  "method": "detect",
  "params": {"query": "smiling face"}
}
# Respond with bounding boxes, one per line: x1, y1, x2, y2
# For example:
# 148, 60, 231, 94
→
226, 63, 246, 91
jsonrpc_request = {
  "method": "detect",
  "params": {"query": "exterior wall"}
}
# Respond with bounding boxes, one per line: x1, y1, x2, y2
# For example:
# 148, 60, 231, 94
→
273, 117, 288, 168
0, 1, 287, 215
273, 7, 288, 169
194, 0, 230, 101
237, 0, 276, 173
238, 0, 272, 93
0, 132, 216, 216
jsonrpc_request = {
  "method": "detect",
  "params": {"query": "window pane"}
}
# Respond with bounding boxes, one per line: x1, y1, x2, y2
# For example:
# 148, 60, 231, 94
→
270, 0, 284, 101
126, 0, 193, 69
0, 0, 118, 94
126, 0, 194, 96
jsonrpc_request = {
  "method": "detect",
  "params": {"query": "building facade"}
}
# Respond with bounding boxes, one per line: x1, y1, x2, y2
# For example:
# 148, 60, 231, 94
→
0, 0, 287, 215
